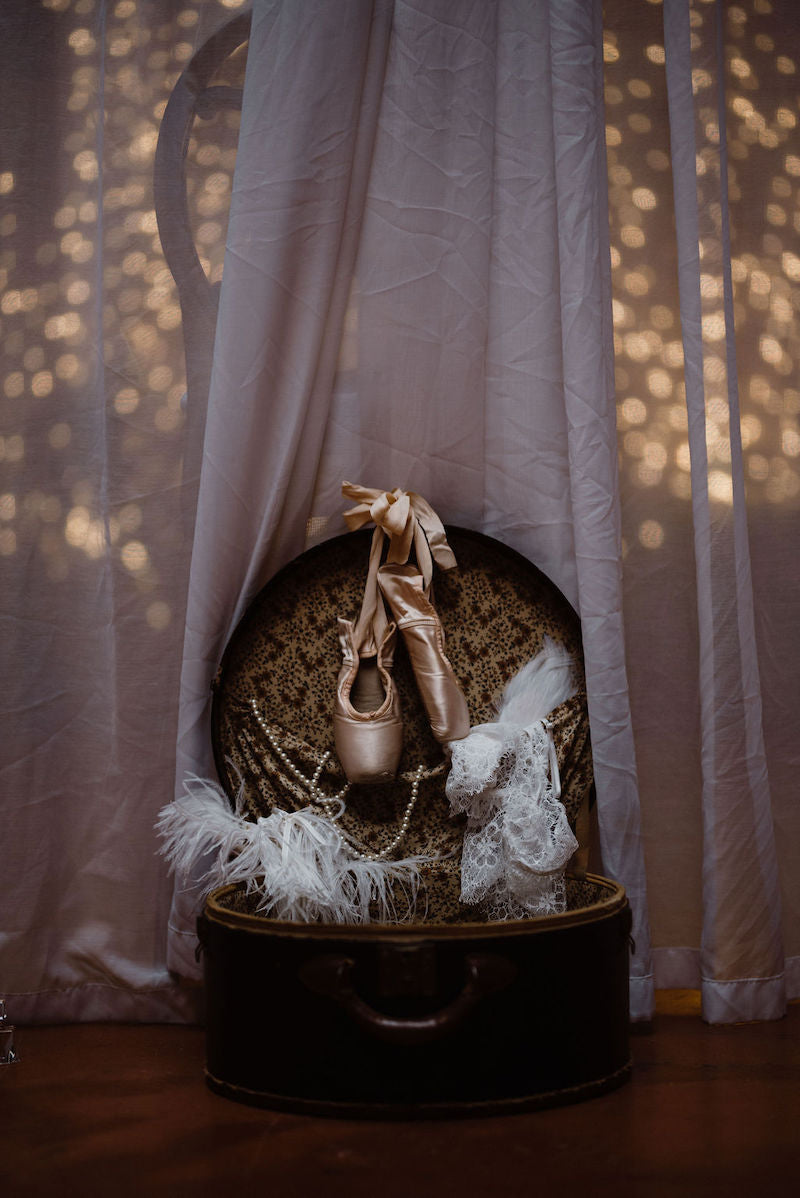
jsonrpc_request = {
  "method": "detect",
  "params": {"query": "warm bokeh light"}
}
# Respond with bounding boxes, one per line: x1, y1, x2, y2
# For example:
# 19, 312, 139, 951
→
604, 0, 800, 553
121, 540, 149, 572
0, 0, 245, 617
3, 0, 797, 634
48, 423, 72, 450
638, 520, 665, 549
147, 600, 172, 630
708, 471, 734, 505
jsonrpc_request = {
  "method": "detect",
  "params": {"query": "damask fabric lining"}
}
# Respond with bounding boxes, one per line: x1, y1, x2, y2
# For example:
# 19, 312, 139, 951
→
210, 527, 593, 923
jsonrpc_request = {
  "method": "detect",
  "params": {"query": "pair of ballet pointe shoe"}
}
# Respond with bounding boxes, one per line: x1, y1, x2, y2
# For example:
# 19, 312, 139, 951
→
333, 492, 471, 784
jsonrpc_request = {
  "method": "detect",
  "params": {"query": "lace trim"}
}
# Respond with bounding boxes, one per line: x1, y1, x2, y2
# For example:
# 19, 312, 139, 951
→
447, 721, 578, 918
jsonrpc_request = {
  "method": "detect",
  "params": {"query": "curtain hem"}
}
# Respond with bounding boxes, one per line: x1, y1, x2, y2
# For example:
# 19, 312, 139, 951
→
653, 946, 799, 1022
629, 973, 655, 1022
8, 981, 203, 1027
701, 975, 787, 1025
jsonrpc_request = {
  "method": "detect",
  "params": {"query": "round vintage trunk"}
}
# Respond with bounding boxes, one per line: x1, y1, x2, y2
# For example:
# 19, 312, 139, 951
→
200, 875, 631, 1117
201, 527, 632, 1115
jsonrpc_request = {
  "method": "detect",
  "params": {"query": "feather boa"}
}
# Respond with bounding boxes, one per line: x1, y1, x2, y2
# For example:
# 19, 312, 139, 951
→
156, 775, 428, 924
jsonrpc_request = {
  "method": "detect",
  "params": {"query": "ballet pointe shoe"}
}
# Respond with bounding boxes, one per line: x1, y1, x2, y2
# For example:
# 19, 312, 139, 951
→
378, 563, 470, 744
333, 617, 403, 784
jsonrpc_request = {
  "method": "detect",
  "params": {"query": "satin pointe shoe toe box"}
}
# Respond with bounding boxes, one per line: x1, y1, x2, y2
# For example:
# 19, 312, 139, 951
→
377, 564, 470, 744
334, 618, 403, 783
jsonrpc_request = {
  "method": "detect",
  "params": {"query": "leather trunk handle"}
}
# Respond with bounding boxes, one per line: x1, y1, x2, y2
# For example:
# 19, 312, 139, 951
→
300, 952, 516, 1045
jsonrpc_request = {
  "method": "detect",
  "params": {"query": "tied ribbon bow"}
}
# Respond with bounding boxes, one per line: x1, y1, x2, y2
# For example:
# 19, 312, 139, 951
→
341, 481, 456, 591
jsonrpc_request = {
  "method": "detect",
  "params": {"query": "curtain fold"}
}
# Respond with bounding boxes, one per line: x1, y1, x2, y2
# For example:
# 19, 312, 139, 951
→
662, 0, 785, 1021
550, 0, 653, 1012
167, 0, 395, 976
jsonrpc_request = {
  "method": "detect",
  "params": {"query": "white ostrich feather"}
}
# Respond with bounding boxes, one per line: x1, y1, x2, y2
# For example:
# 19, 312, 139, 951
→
494, 636, 576, 728
156, 774, 427, 924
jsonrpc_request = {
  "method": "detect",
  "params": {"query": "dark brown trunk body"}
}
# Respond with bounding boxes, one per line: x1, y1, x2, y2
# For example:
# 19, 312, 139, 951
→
200, 875, 631, 1117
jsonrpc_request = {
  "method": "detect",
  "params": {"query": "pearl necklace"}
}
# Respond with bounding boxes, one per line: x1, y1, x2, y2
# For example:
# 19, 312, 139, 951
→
249, 698, 350, 811
249, 698, 424, 862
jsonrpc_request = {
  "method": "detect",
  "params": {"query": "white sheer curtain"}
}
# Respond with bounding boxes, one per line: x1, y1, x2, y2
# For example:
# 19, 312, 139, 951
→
605, 0, 799, 1021
167, 0, 655, 1020
3, 0, 798, 1028
663, 0, 785, 1021
0, 0, 242, 1023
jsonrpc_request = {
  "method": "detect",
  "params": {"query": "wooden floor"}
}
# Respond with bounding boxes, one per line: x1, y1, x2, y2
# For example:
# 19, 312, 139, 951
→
2, 1001, 799, 1197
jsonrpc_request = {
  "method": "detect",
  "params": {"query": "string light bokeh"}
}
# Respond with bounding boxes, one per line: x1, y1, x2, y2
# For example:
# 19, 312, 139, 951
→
2, 0, 797, 640
605, 0, 800, 563
0, 0, 247, 635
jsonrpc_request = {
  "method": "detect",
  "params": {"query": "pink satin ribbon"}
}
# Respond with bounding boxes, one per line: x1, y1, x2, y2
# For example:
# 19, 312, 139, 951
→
341, 481, 456, 591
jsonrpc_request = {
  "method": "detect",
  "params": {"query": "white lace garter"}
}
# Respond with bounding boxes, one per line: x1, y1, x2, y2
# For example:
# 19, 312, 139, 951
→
446, 638, 579, 919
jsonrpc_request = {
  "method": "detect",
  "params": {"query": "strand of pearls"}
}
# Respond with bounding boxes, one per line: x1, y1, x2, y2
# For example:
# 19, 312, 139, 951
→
343, 764, 424, 862
250, 698, 350, 813
249, 699, 424, 862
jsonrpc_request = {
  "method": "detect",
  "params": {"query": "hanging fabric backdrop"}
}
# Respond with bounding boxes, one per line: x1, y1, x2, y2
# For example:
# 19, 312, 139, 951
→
1, 0, 797, 1026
